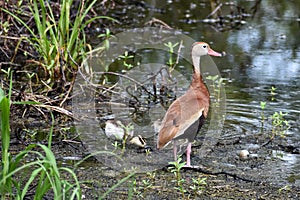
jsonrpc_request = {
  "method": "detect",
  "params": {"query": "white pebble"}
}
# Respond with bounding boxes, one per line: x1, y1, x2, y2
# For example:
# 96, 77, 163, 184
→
239, 150, 250, 159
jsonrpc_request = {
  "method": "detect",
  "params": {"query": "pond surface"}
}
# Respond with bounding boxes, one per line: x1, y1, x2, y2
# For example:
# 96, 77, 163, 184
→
76, 0, 300, 187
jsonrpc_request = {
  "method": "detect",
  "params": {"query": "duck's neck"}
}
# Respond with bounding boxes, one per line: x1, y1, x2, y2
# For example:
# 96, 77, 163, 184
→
192, 55, 201, 75
191, 55, 207, 89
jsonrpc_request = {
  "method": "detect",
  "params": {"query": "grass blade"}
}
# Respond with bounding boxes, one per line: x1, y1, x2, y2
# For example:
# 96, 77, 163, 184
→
0, 89, 11, 196
99, 173, 135, 200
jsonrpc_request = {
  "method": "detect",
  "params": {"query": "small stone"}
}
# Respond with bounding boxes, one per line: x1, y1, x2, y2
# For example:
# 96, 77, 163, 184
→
239, 150, 250, 159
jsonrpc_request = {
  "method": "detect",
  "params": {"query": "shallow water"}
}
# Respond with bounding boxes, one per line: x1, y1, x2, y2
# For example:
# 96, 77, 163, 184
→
78, 0, 300, 187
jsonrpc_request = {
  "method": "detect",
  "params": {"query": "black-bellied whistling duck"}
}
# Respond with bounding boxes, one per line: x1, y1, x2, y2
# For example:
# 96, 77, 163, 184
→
157, 42, 224, 167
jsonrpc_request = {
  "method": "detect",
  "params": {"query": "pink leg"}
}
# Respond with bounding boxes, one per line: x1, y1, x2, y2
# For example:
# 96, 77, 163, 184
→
186, 142, 192, 167
173, 140, 177, 160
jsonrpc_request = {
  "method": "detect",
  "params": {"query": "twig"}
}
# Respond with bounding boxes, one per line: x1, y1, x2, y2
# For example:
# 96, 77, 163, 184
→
34, 104, 74, 119
60, 81, 74, 107
95, 71, 155, 97
164, 164, 259, 183
68, 52, 120, 95
206, 3, 223, 19
261, 137, 274, 147
0, 62, 21, 67
145, 17, 173, 29
170, 40, 183, 72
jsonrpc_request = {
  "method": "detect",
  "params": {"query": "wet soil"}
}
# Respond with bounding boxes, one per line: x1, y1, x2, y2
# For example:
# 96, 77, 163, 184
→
7, 120, 300, 199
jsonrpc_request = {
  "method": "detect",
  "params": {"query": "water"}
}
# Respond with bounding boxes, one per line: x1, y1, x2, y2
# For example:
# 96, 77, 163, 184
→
79, 0, 300, 185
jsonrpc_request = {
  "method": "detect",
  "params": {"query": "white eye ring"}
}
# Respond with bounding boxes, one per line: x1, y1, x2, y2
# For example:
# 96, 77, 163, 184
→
203, 45, 207, 48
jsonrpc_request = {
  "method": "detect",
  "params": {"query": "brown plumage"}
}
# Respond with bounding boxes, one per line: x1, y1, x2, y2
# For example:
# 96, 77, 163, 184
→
157, 42, 224, 166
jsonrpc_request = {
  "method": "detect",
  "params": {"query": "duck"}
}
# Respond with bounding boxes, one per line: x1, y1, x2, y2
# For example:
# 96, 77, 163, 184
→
104, 120, 146, 148
157, 42, 224, 167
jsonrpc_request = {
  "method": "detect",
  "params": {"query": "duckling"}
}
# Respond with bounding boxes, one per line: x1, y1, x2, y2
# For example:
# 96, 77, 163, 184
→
104, 120, 133, 140
104, 120, 146, 148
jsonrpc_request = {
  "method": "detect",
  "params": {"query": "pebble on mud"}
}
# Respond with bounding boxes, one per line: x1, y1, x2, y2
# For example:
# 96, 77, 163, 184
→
239, 150, 250, 159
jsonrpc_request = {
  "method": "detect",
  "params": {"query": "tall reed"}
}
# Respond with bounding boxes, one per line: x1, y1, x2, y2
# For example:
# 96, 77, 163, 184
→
2, 0, 115, 80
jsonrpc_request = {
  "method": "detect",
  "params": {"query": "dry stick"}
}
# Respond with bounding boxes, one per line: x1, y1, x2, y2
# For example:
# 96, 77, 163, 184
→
95, 71, 155, 97
145, 17, 173, 29
11, 36, 26, 62
32, 105, 48, 120
102, 82, 118, 95
35, 104, 74, 118
0, 62, 20, 67
261, 137, 274, 147
69, 52, 120, 95
170, 40, 183, 73
0, 35, 24, 60
60, 81, 74, 107
0, 47, 10, 59
74, 64, 120, 95
206, 3, 223, 19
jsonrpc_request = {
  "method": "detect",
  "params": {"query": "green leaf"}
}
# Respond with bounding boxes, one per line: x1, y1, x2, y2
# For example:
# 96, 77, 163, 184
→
0, 88, 5, 102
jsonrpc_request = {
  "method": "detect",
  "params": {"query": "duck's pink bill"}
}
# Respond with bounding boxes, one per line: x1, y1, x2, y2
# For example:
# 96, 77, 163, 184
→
208, 49, 226, 57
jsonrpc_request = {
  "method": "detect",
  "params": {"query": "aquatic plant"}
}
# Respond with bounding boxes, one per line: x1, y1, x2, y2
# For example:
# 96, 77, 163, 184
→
270, 86, 277, 101
259, 88, 290, 142
206, 74, 225, 102
2, 0, 115, 81
130, 172, 156, 198
119, 51, 135, 70
164, 41, 179, 71
271, 111, 290, 138
260, 101, 267, 128
168, 157, 187, 198
112, 141, 121, 151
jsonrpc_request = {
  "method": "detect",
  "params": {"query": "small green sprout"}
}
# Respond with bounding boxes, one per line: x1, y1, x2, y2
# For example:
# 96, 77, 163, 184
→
98, 28, 114, 49
168, 157, 187, 198
270, 86, 277, 101
260, 101, 266, 110
271, 111, 290, 138
164, 41, 179, 69
260, 101, 267, 127
117, 121, 134, 153
112, 141, 121, 150
189, 177, 207, 195
119, 51, 134, 70
207, 75, 225, 102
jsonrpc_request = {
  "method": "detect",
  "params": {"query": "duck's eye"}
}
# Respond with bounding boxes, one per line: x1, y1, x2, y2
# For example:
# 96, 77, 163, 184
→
203, 45, 207, 48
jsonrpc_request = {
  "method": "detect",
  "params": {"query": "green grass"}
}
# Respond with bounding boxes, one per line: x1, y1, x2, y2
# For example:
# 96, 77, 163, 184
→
0, 86, 12, 198
0, 72, 82, 199
168, 157, 187, 199
2, 0, 115, 81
